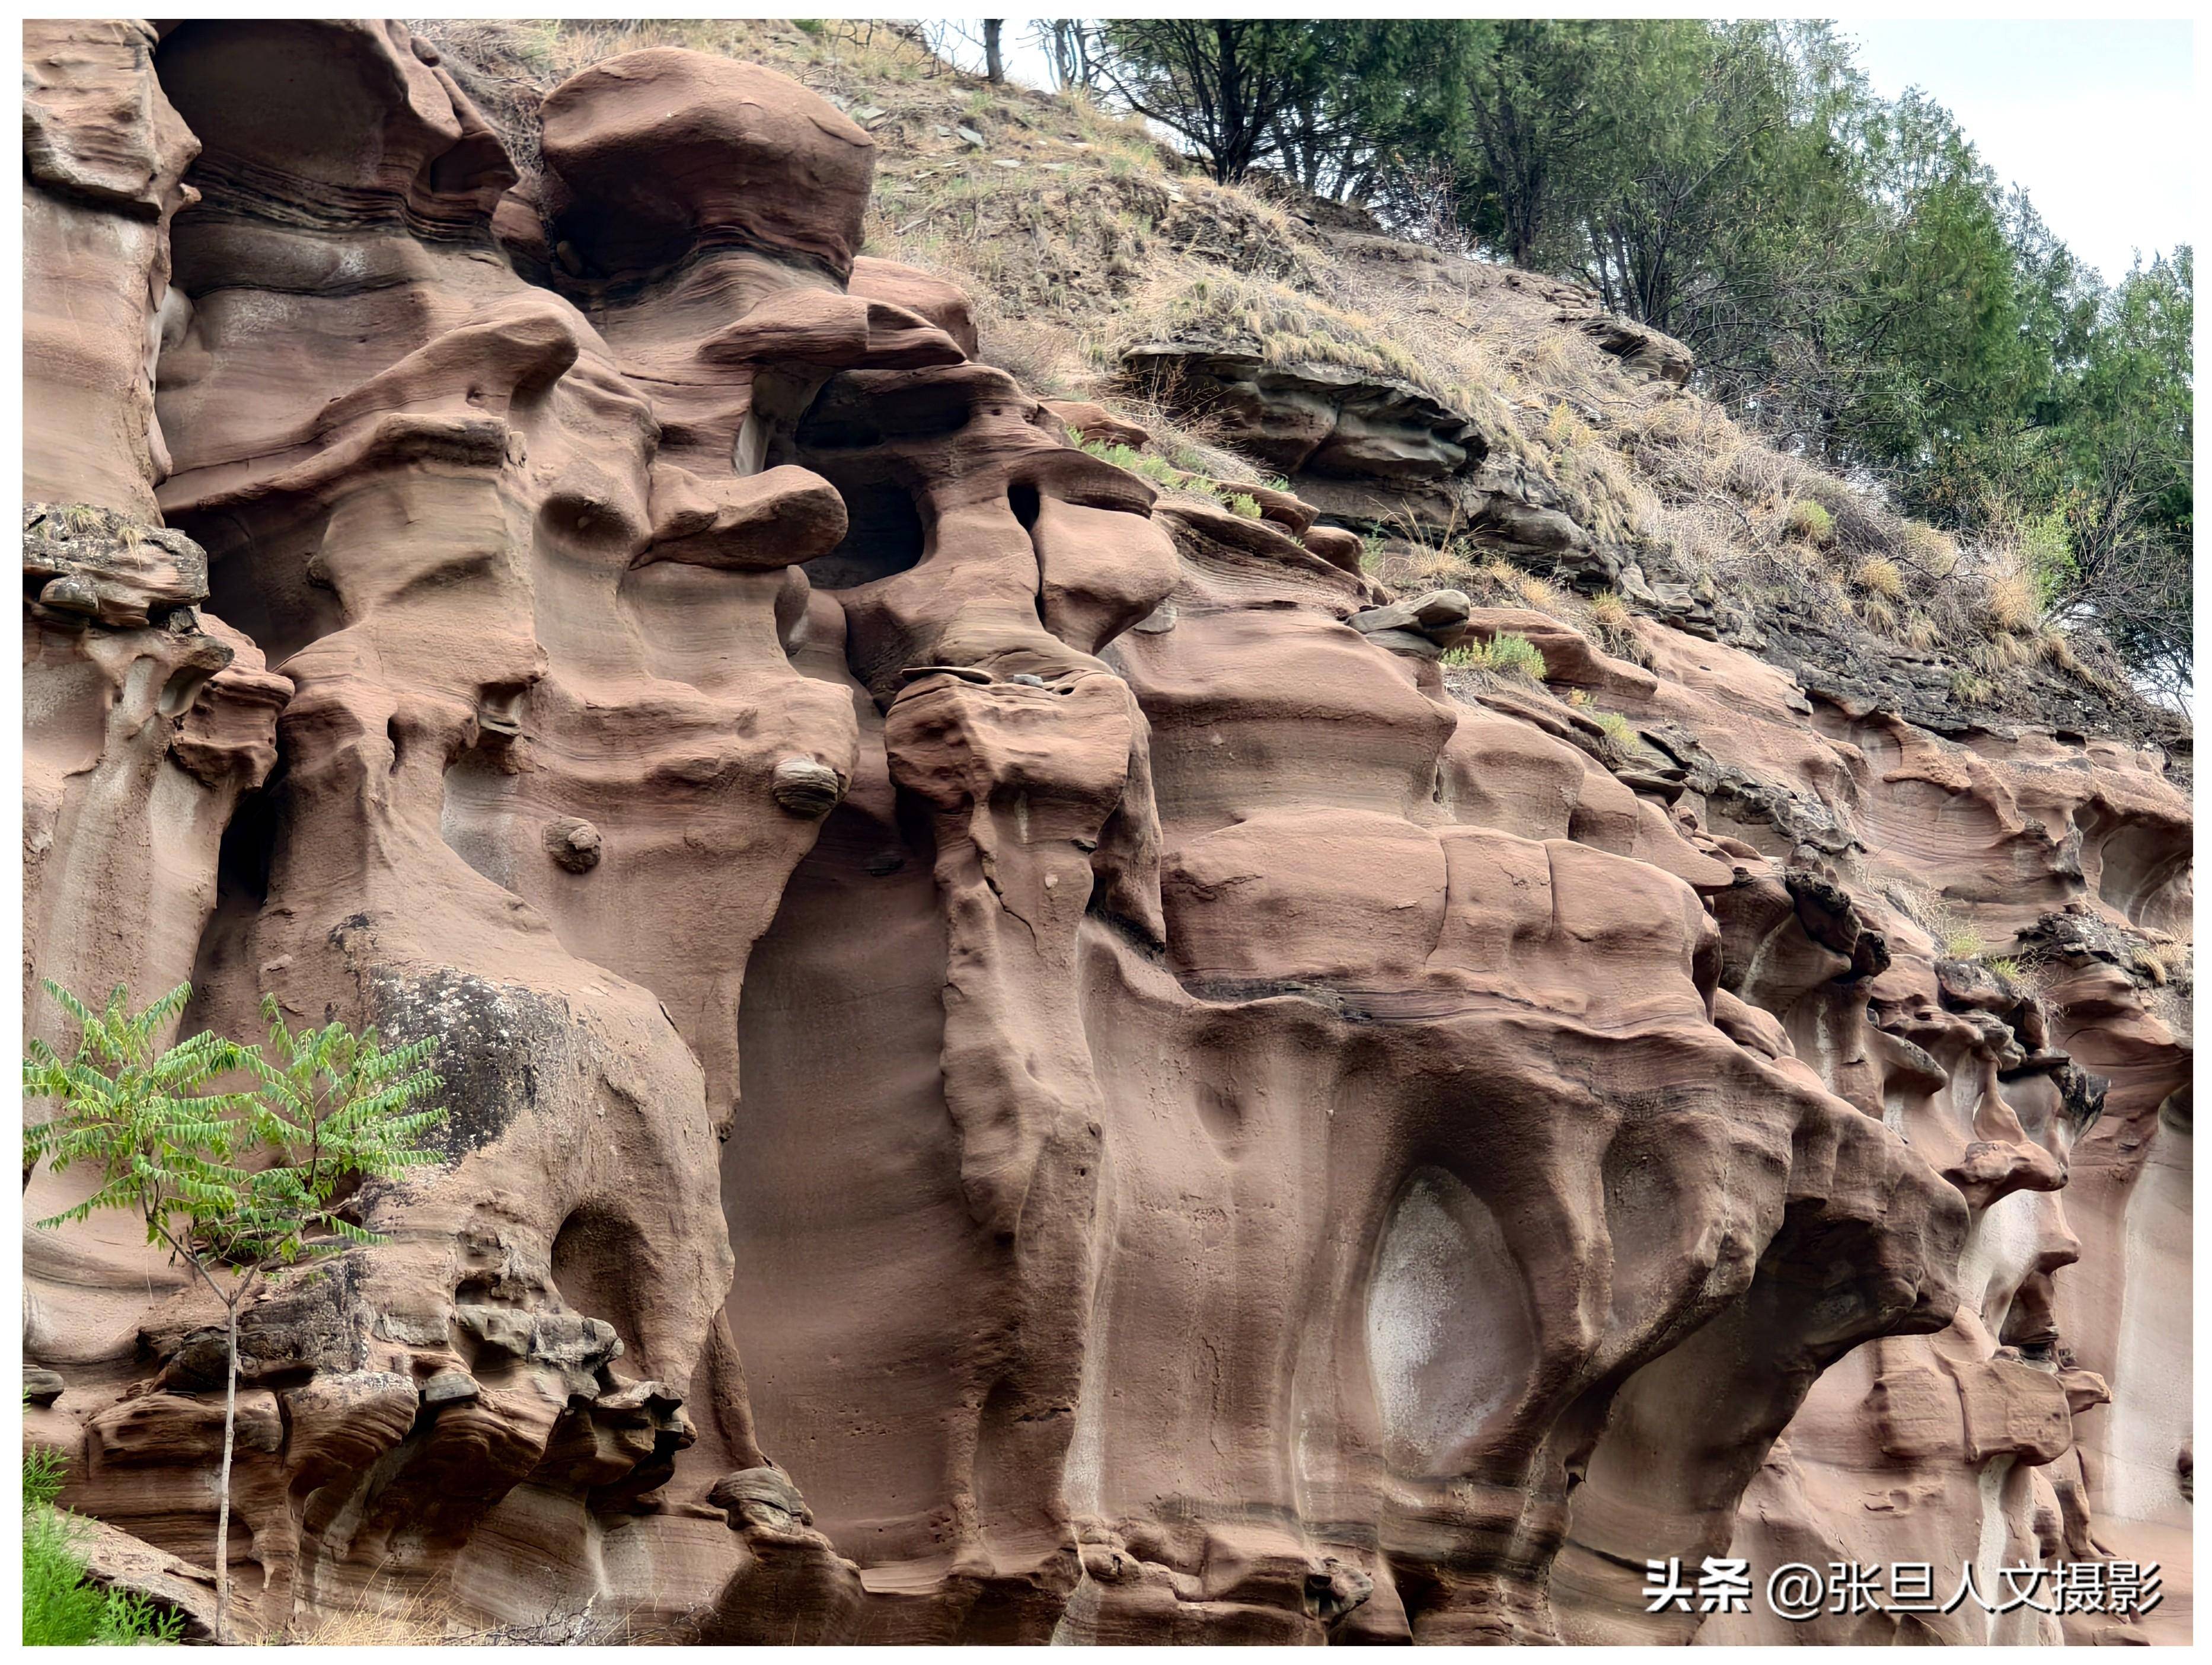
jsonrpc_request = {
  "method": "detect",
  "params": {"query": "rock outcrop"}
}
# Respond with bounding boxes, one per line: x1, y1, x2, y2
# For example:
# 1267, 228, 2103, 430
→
21, 20, 2190, 1647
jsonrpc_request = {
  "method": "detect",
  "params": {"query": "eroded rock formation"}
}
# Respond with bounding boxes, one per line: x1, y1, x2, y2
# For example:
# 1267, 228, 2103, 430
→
21, 20, 2191, 1646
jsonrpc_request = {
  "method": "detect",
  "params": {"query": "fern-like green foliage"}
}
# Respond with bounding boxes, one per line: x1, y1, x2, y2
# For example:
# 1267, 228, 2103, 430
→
235, 995, 448, 1268
21, 982, 449, 1281
22, 983, 258, 1260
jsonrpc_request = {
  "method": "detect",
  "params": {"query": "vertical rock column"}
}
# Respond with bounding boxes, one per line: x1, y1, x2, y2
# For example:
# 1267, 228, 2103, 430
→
21, 20, 289, 1049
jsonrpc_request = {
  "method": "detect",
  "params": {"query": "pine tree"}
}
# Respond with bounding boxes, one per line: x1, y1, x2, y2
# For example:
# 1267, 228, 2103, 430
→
23, 982, 446, 1642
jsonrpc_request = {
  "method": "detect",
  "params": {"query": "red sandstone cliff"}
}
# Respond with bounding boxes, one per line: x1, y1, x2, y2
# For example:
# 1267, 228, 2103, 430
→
20, 20, 2190, 1645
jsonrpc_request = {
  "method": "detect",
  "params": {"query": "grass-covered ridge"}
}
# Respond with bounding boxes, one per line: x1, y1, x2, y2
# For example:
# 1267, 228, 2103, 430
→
416, 17, 2176, 740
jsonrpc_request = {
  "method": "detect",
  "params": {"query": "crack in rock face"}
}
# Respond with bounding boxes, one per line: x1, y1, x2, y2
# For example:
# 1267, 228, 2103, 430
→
19, 17, 2190, 1648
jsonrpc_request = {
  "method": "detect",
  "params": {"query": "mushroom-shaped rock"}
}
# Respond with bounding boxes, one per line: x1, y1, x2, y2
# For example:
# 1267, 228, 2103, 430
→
850, 256, 979, 357
708, 1466, 813, 1533
1349, 588, 1472, 657
540, 50, 874, 278
697, 289, 965, 373
681, 1468, 865, 1644
640, 462, 848, 570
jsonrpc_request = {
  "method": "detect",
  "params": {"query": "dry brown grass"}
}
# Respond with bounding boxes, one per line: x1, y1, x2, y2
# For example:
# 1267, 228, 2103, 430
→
1585, 588, 1632, 634
1984, 565, 2041, 634
1857, 592, 1898, 634
1513, 573, 1564, 615
1898, 519, 1961, 579
2132, 938, 2192, 989
1406, 547, 1470, 588
1856, 556, 1905, 601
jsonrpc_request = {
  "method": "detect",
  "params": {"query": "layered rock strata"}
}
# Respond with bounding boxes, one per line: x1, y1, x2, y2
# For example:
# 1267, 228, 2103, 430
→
21, 21, 2191, 1647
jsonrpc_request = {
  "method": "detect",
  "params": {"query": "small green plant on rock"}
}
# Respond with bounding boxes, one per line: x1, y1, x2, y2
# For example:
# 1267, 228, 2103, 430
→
24, 1404, 185, 1645
1588, 707, 1640, 758
1078, 437, 1181, 490
1486, 631, 1549, 681
1785, 498, 1835, 545
1442, 632, 1548, 683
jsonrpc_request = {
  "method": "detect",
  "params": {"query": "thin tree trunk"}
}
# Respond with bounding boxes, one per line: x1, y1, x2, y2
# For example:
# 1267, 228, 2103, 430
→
215, 1297, 238, 1643
982, 20, 1003, 84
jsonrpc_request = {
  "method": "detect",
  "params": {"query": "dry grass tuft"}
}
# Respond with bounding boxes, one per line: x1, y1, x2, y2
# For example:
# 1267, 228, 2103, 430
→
1584, 587, 1632, 636
2131, 938, 2191, 989
1984, 565, 2040, 634
1898, 520, 1960, 578
1407, 547, 1470, 587
1514, 573, 1563, 615
1856, 556, 1905, 601
1949, 669, 1996, 705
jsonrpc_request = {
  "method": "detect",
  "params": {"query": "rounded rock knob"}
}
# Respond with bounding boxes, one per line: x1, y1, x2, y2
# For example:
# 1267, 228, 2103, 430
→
544, 816, 603, 873
771, 756, 844, 817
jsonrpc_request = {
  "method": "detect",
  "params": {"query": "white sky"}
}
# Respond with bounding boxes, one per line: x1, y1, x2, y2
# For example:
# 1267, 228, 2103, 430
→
1844, 20, 2194, 284
943, 17, 2194, 286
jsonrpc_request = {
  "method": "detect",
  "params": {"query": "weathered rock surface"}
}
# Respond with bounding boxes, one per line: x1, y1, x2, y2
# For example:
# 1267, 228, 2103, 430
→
21, 20, 2191, 1647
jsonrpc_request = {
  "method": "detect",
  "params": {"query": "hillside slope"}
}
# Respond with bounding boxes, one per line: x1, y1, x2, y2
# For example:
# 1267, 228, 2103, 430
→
425, 17, 2185, 753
